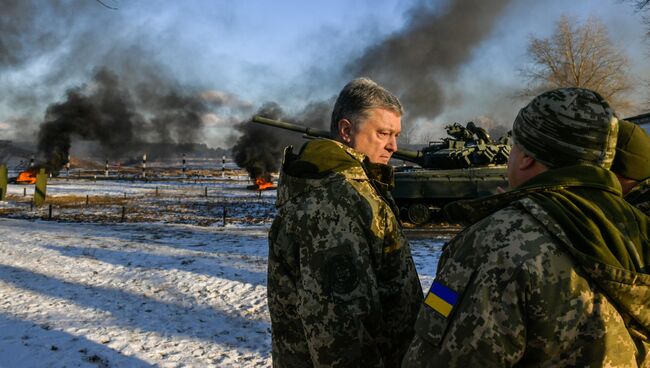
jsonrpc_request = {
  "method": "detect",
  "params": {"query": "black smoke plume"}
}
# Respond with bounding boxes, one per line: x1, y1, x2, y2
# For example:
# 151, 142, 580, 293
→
37, 68, 214, 172
347, 0, 513, 121
0, 1, 70, 68
232, 103, 284, 181
232, 0, 514, 176
231, 101, 331, 180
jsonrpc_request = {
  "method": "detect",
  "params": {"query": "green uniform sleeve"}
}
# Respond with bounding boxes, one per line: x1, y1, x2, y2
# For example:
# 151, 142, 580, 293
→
403, 211, 530, 367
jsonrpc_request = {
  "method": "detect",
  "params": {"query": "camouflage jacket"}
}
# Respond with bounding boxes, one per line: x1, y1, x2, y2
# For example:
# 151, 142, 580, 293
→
403, 165, 650, 367
627, 178, 650, 216
268, 139, 423, 368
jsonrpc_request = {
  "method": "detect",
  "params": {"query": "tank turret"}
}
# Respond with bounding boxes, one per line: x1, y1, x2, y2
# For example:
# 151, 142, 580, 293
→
393, 121, 510, 169
391, 122, 511, 225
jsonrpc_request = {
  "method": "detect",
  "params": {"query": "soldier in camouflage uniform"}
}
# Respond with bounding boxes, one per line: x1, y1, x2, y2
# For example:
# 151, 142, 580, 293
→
268, 78, 423, 367
403, 88, 650, 367
611, 119, 650, 215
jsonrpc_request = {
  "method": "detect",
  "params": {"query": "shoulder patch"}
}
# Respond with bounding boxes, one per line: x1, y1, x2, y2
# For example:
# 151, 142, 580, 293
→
424, 281, 458, 318
323, 254, 360, 295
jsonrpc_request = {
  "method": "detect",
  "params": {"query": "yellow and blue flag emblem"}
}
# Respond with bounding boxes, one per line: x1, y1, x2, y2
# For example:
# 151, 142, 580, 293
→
424, 281, 458, 318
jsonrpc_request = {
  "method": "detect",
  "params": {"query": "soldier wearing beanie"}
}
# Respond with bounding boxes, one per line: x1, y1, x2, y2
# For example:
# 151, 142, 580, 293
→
403, 88, 650, 367
611, 119, 650, 215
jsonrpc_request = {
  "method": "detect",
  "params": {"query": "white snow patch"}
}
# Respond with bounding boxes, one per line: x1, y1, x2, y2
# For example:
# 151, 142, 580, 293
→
0, 176, 444, 367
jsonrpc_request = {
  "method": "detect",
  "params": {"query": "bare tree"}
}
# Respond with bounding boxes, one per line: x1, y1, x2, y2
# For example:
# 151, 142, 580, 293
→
626, 0, 650, 11
95, 0, 118, 10
520, 16, 632, 112
624, 0, 650, 40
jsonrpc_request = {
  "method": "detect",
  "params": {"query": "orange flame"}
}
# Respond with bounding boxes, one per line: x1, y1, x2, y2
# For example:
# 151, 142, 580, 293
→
255, 177, 274, 190
16, 168, 38, 184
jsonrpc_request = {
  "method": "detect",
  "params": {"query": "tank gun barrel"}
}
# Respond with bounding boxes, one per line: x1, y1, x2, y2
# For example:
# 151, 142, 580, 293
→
251, 115, 425, 165
392, 149, 424, 164
252, 115, 332, 139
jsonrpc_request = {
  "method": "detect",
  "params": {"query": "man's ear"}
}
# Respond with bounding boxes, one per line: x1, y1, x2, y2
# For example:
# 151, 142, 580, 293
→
519, 153, 536, 170
337, 119, 353, 143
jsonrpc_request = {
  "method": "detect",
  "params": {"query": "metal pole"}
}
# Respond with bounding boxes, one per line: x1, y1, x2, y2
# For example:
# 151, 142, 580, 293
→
86, 195, 89, 205
121, 206, 126, 222
48, 204, 52, 220
142, 154, 147, 179
23, 187, 26, 196
182, 153, 186, 178
223, 205, 227, 226
204, 187, 208, 197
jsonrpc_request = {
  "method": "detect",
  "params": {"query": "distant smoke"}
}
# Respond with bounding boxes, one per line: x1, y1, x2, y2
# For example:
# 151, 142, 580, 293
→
232, 0, 514, 176
231, 101, 332, 180
347, 0, 513, 121
232, 104, 285, 181
1, 1, 253, 156
37, 67, 244, 172
37, 68, 138, 172
5, 0, 516, 175
0, 1, 69, 68
473, 116, 510, 141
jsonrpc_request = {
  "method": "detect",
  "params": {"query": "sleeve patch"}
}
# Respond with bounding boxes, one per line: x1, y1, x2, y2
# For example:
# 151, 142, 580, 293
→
424, 281, 458, 318
323, 254, 360, 295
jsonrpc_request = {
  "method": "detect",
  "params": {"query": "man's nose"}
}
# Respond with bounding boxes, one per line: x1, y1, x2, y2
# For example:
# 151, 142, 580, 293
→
386, 136, 397, 152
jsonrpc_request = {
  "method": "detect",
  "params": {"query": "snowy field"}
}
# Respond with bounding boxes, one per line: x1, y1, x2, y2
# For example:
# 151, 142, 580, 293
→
0, 175, 446, 367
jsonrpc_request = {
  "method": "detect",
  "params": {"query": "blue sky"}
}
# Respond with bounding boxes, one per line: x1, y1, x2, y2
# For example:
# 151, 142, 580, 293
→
0, 0, 648, 147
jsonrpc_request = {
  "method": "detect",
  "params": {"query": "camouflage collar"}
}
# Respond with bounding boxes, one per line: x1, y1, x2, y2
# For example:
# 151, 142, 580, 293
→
334, 140, 367, 166
276, 139, 395, 207
333, 140, 395, 189
282, 139, 393, 185
444, 164, 621, 225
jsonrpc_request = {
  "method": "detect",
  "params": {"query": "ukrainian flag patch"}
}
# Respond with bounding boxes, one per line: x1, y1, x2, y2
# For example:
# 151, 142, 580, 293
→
424, 281, 458, 318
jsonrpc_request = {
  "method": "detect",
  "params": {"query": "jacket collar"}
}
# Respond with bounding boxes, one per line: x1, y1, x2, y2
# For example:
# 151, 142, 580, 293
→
444, 164, 621, 225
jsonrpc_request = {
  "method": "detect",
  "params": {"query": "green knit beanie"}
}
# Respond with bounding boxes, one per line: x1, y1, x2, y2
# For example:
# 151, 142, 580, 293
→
611, 120, 650, 181
513, 88, 618, 169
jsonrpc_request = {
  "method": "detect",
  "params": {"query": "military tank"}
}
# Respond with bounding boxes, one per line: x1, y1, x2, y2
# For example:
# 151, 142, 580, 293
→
391, 122, 510, 225
250, 115, 510, 225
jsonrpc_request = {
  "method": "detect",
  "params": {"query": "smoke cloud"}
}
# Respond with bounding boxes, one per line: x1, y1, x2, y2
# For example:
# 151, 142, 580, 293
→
231, 100, 332, 181
233, 0, 514, 175
0, 1, 71, 69
347, 0, 513, 121
37, 67, 247, 172
4, 0, 517, 176
1, 1, 252, 156
232, 103, 285, 181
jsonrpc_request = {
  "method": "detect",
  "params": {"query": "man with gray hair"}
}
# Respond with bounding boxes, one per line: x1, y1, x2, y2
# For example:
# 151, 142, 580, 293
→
268, 78, 423, 367
403, 88, 649, 366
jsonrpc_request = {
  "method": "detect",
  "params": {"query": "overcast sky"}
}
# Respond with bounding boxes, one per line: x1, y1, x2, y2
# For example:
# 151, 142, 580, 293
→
1, 0, 648, 147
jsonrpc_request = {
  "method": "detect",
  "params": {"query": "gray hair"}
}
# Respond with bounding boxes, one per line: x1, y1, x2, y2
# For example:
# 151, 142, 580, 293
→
330, 78, 403, 135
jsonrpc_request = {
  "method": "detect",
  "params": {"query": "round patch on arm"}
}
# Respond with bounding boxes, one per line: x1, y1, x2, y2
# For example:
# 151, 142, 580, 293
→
323, 254, 360, 295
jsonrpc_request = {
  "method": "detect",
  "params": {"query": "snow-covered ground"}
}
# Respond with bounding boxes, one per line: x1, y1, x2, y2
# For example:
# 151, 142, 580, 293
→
0, 176, 445, 367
